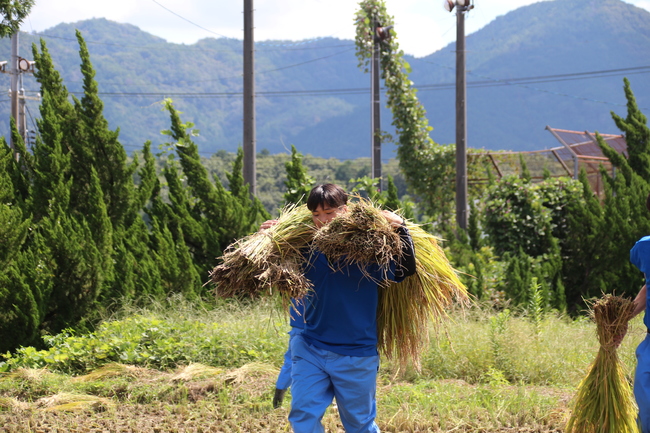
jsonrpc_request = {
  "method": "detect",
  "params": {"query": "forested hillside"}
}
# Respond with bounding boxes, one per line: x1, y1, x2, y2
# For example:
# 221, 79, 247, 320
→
0, 0, 647, 158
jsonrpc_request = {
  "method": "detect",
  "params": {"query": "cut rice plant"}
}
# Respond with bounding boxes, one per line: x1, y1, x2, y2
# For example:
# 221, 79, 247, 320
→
71, 363, 146, 382
209, 202, 315, 299
377, 222, 469, 367
37, 392, 114, 412
312, 198, 402, 278
172, 363, 224, 382
565, 294, 639, 433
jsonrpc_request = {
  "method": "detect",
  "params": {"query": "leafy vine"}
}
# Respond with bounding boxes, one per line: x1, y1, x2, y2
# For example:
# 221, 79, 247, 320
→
354, 0, 456, 220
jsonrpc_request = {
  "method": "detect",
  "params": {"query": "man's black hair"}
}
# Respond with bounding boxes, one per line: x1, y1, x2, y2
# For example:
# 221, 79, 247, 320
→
307, 184, 348, 212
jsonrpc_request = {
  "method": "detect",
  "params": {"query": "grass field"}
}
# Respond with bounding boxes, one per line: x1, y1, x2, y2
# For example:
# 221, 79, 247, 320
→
0, 297, 644, 432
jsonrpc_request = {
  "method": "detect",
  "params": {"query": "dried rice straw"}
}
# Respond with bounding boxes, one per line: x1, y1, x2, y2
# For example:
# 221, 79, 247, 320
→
565, 294, 639, 433
209, 203, 315, 299
377, 222, 469, 367
312, 198, 402, 280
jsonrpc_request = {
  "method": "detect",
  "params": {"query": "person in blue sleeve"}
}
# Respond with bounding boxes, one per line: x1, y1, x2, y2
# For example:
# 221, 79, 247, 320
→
261, 183, 416, 433
623, 193, 650, 432
273, 298, 305, 409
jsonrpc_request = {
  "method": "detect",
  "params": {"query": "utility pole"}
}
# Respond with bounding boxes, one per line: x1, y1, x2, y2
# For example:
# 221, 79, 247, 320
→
445, 0, 473, 229
2, 32, 37, 160
243, 0, 256, 196
455, 7, 468, 229
371, 25, 391, 192
10, 32, 19, 159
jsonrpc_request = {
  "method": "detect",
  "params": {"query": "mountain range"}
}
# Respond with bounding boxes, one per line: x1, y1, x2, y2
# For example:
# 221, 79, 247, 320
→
0, 0, 648, 159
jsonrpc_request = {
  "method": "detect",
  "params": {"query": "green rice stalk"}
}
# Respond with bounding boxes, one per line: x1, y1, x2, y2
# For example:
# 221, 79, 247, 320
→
209, 203, 315, 299
565, 294, 639, 433
377, 222, 469, 367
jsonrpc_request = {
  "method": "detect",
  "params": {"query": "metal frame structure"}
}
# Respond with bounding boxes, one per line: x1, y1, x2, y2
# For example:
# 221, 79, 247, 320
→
469, 127, 627, 196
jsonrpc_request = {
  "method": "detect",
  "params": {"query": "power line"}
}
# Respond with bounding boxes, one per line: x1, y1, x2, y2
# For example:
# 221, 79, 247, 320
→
149, 0, 344, 50
25, 31, 351, 53
27, 32, 232, 53
33, 47, 355, 88
255, 47, 355, 74
150, 0, 230, 39
53, 66, 649, 107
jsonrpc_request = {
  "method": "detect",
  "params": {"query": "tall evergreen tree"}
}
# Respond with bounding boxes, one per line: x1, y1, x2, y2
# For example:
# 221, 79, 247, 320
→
610, 78, 650, 182
72, 30, 137, 228
161, 100, 268, 282
562, 169, 606, 308
595, 80, 650, 298
383, 175, 401, 212
283, 144, 314, 205
0, 139, 37, 351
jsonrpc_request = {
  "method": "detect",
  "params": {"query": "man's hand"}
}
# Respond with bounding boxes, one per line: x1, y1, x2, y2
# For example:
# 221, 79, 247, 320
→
259, 220, 278, 231
613, 322, 629, 349
381, 210, 404, 228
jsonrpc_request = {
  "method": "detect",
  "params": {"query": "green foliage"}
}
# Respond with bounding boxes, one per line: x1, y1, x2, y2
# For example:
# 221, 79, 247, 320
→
354, 1, 454, 221
1, 300, 287, 374
283, 144, 314, 205
0, 0, 34, 38
349, 175, 381, 201
484, 176, 554, 257
591, 80, 650, 299
473, 78, 650, 313
527, 277, 544, 336
155, 100, 269, 283
1, 298, 640, 390
482, 176, 581, 310
611, 77, 650, 182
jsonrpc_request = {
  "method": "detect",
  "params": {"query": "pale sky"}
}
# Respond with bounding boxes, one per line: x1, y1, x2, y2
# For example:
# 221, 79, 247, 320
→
21, 0, 650, 57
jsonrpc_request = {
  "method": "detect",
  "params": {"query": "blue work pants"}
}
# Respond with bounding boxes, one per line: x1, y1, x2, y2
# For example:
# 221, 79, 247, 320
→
276, 327, 302, 390
289, 334, 380, 433
636, 333, 650, 432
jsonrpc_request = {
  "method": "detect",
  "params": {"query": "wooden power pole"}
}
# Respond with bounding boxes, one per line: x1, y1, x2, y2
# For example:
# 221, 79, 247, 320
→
10, 32, 19, 159
243, 0, 256, 196
455, 5, 468, 230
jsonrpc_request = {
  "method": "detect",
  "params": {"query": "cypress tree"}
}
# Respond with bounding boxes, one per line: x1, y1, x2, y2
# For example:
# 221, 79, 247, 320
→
283, 144, 314, 205
226, 147, 270, 233
151, 220, 201, 297
383, 175, 401, 212
30, 40, 74, 221
562, 169, 605, 308
502, 249, 532, 307
596, 79, 650, 298
0, 138, 52, 352
161, 100, 268, 282
38, 207, 103, 332
72, 30, 137, 228
610, 78, 650, 182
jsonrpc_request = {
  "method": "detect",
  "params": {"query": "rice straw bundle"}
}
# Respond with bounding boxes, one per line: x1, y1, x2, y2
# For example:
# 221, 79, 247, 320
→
312, 198, 402, 278
209, 203, 315, 299
377, 222, 469, 367
565, 294, 638, 433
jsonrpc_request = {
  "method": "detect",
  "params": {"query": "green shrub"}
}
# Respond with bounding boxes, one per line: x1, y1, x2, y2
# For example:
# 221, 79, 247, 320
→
1, 299, 289, 374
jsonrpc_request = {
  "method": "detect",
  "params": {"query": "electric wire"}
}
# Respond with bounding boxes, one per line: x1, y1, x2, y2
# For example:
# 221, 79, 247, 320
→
150, 0, 230, 39
45, 65, 649, 109
24, 31, 351, 53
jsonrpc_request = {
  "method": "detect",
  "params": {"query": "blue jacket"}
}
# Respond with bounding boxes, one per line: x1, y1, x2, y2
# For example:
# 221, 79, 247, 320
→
300, 224, 415, 357
631, 235, 650, 329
